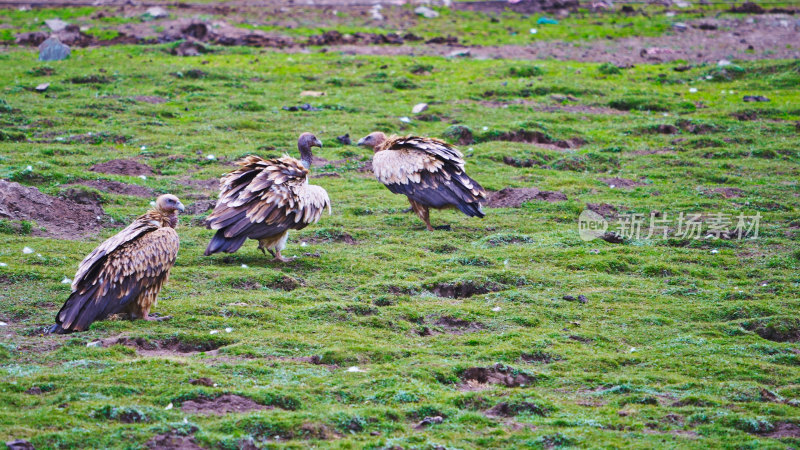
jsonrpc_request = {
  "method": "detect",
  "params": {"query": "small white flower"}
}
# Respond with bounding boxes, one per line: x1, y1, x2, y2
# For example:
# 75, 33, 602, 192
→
482, 126, 488, 131
530, 28, 538, 34
165, 402, 173, 410
213, 383, 218, 387
86, 340, 101, 347
207, 154, 216, 160
141, 146, 147, 151
689, 88, 698, 93
210, 330, 219, 335
347, 366, 364, 372
139, 175, 147, 181
492, 306, 501, 312
241, 264, 248, 268
710, 249, 719, 254
61, 277, 71, 284
22, 247, 33, 254
225, 327, 233, 333
399, 117, 411, 123
25, 165, 33, 171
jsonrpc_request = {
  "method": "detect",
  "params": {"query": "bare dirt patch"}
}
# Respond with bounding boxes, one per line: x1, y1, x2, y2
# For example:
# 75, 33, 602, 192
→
429, 281, 502, 299
460, 364, 536, 389
133, 96, 169, 104
599, 177, 645, 188
0, 180, 105, 239
483, 130, 585, 150
176, 177, 220, 199
181, 394, 271, 415
743, 318, 800, 343
185, 199, 216, 215
521, 351, 561, 364
485, 187, 567, 208
759, 422, 800, 439
419, 316, 485, 336
69, 179, 153, 198
231, 275, 300, 291
485, 401, 547, 418
145, 429, 202, 450
102, 335, 229, 356
586, 203, 619, 219
711, 187, 745, 199
90, 159, 154, 176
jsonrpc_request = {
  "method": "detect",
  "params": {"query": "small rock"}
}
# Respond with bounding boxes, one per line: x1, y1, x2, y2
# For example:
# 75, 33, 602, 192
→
415, 6, 439, 18
717, 59, 731, 67
165, 402, 173, 410
6, 439, 35, 450
600, 232, 624, 243
22, 247, 33, 254
675, 0, 691, 7
61, 277, 71, 284
38, 37, 71, 62
743, 95, 770, 102
414, 416, 443, 430
336, 134, 351, 145
206, 154, 216, 160
447, 49, 471, 58
225, 327, 233, 333
173, 40, 205, 57
399, 116, 411, 123
45, 18, 69, 32
672, 22, 688, 32
412, 103, 428, 114
0, 321, 7, 326
35, 83, 49, 92
346, 366, 364, 372
144, 6, 169, 19
530, 28, 538, 34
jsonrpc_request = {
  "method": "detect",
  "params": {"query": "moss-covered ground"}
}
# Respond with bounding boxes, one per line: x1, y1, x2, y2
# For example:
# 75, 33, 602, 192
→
1, 4, 799, 449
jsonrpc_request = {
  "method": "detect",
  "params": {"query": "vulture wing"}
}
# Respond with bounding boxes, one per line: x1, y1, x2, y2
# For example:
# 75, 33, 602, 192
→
204, 155, 331, 255
373, 136, 486, 217
52, 223, 179, 333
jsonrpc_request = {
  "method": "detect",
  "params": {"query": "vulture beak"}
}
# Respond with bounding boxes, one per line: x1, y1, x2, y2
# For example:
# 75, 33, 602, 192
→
176, 201, 185, 213
314, 138, 323, 148
356, 137, 366, 146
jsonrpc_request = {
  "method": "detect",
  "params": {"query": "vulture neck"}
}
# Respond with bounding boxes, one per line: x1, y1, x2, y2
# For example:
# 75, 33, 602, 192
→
298, 143, 313, 170
149, 208, 178, 228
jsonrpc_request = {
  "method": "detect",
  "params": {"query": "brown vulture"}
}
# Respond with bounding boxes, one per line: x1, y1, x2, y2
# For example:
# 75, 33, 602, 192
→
204, 132, 331, 262
49, 194, 184, 334
357, 132, 487, 230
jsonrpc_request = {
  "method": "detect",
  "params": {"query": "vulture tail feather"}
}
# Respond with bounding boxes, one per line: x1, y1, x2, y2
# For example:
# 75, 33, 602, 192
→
204, 230, 248, 256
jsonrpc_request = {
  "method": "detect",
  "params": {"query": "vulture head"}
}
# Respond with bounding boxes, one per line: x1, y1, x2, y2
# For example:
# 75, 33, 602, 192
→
155, 194, 185, 214
298, 132, 323, 169
357, 132, 387, 152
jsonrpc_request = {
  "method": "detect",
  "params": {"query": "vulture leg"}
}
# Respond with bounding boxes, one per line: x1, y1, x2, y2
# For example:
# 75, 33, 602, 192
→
409, 199, 434, 231
272, 250, 297, 263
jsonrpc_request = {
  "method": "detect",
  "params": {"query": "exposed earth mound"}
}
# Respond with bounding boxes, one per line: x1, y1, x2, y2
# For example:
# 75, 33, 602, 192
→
0, 180, 105, 239
90, 159, 154, 176
180, 394, 271, 415
485, 187, 567, 208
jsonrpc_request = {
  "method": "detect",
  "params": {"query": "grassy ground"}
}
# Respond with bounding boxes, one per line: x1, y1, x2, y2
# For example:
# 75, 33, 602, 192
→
1, 27, 799, 450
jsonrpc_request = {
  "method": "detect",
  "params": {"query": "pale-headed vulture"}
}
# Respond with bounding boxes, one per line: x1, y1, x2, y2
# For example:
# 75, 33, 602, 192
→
49, 194, 184, 333
204, 133, 331, 262
357, 132, 486, 231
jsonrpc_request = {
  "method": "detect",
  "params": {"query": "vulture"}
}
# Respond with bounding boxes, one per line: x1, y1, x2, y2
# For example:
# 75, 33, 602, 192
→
49, 194, 184, 334
204, 132, 331, 262
357, 132, 487, 231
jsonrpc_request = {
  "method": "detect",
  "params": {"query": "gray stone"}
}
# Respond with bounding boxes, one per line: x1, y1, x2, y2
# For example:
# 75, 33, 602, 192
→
144, 7, 169, 19
672, 22, 688, 32
45, 18, 69, 32
415, 6, 439, 19
35, 83, 49, 92
412, 103, 428, 114
38, 37, 71, 61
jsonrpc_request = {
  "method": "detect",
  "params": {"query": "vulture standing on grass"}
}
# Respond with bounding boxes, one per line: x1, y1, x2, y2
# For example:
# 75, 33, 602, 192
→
49, 194, 184, 334
204, 132, 331, 262
357, 132, 487, 231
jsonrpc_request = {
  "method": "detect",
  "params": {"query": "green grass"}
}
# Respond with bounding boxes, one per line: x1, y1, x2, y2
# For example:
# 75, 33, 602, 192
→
0, 37, 799, 449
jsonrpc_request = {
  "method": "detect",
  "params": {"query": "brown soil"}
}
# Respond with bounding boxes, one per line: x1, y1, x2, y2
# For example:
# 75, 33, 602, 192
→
586, 202, 618, 219
485, 187, 567, 208
181, 394, 271, 415
460, 364, 536, 388
145, 430, 202, 450
103, 335, 228, 356
483, 130, 585, 150
188, 377, 215, 387
599, 177, 645, 188
184, 199, 216, 215
69, 179, 153, 197
0, 180, 106, 240
429, 281, 502, 299
134, 95, 169, 104
479, 100, 625, 116
176, 177, 220, 199
521, 352, 560, 364
419, 316, 485, 335
90, 159, 154, 176
304, 231, 356, 245
485, 401, 546, 418
760, 422, 800, 439
231, 275, 300, 291
711, 187, 745, 199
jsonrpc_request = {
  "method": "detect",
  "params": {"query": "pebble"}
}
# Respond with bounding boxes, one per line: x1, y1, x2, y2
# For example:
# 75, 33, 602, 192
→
717, 59, 731, 67
241, 264, 248, 268
412, 103, 428, 114
45, 18, 69, 32
86, 341, 101, 347
210, 330, 219, 334
39, 37, 71, 61
165, 402, 173, 410
22, 247, 33, 254
414, 6, 439, 18
61, 277, 71, 284
491, 306, 501, 312
138, 175, 147, 180
399, 117, 411, 123
35, 83, 49, 92
672, 22, 688, 32
225, 327, 233, 333
347, 366, 364, 372
529, 28, 538, 34
206, 154, 216, 160
144, 6, 169, 19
